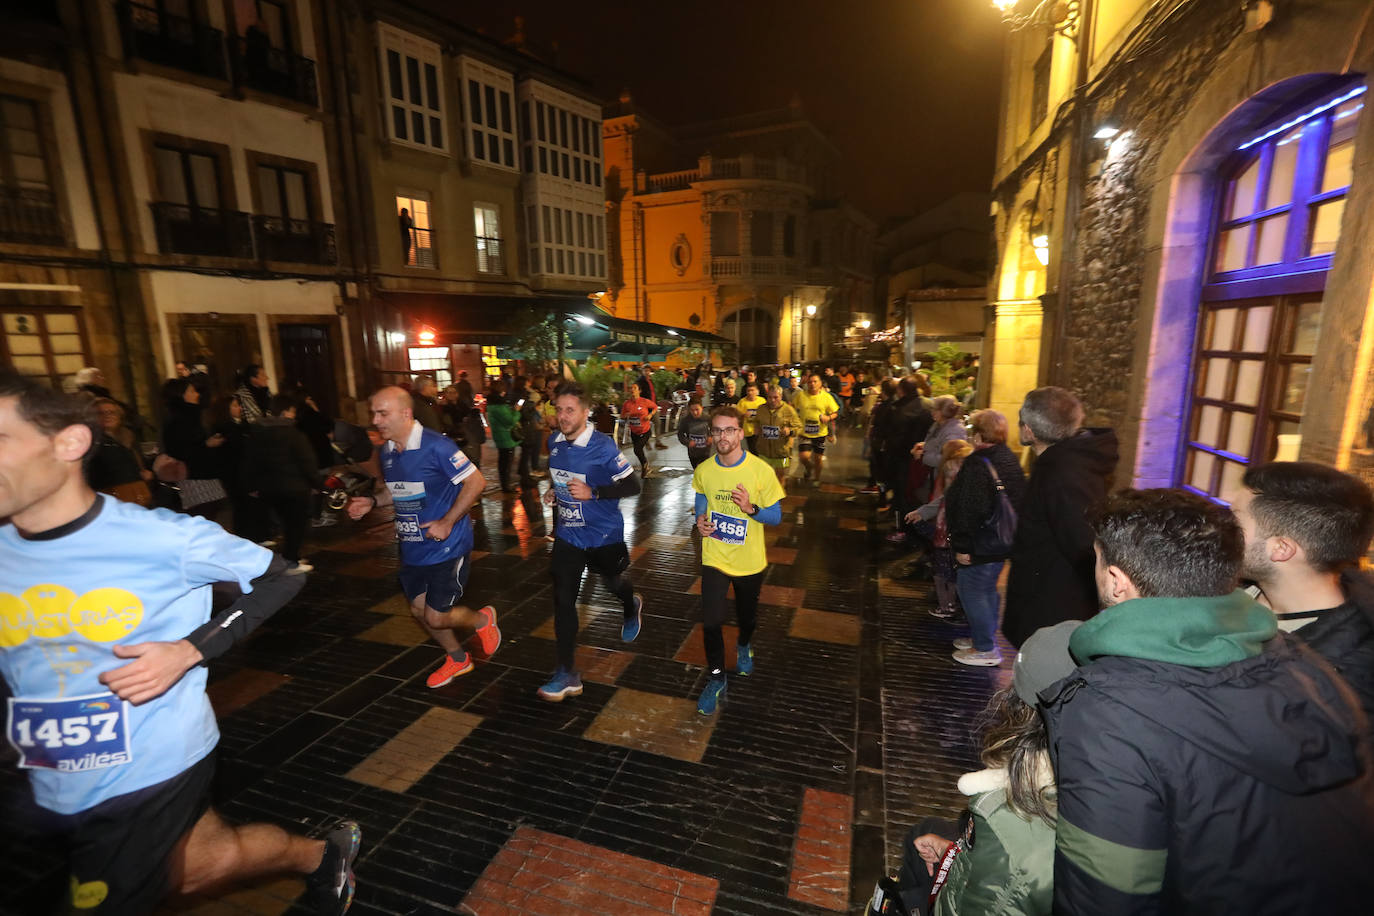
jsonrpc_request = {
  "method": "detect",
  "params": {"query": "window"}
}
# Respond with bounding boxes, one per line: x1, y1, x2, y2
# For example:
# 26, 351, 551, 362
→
407, 346, 451, 389
1030, 43, 1051, 129
155, 144, 222, 211
711, 212, 740, 257
750, 212, 773, 257
256, 164, 310, 221
1, 309, 89, 389
783, 215, 796, 258
378, 26, 444, 152
0, 94, 63, 245
460, 59, 516, 170
473, 204, 502, 274
396, 193, 434, 268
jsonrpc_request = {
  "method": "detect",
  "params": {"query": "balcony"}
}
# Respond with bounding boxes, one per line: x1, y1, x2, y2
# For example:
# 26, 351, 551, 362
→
405, 227, 436, 268
231, 36, 319, 107
0, 186, 65, 246
254, 215, 336, 265
150, 202, 253, 258
117, 0, 227, 81
709, 256, 802, 282
476, 236, 504, 275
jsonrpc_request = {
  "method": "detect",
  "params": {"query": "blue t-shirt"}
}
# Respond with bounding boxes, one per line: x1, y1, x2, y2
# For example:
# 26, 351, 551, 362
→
380, 421, 478, 567
547, 425, 635, 549
0, 495, 271, 814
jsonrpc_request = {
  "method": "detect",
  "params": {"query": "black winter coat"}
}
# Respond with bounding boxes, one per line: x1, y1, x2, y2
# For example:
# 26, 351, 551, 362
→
161, 401, 212, 478
1043, 632, 1374, 915
241, 417, 319, 496
944, 442, 1027, 562
879, 394, 933, 455
1295, 568, 1374, 724
1003, 428, 1118, 646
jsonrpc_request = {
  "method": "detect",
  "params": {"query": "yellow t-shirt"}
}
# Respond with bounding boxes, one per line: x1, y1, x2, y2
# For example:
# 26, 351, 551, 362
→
792, 390, 840, 439
693, 451, 786, 577
737, 395, 767, 436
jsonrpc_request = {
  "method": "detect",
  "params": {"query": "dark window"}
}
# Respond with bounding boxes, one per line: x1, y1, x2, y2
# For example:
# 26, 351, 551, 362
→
536, 101, 546, 141
561, 152, 569, 176
750, 212, 773, 256
1031, 44, 1051, 129
522, 145, 532, 173
783, 215, 796, 257
386, 50, 403, 101
499, 91, 511, 132
0, 95, 63, 245
472, 128, 485, 160
711, 211, 739, 257
406, 57, 421, 105
468, 81, 482, 127
571, 115, 581, 152
503, 138, 514, 168
521, 101, 531, 140
424, 64, 439, 111
538, 147, 547, 173
256, 163, 310, 219
154, 144, 221, 210
559, 110, 568, 147
393, 106, 407, 140
484, 86, 497, 131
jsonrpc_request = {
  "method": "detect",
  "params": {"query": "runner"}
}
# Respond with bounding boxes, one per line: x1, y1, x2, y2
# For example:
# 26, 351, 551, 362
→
539, 382, 645, 701
620, 382, 657, 478
347, 386, 499, 689
0, 372, 360, 914
753, 385, 802, 488
792, 372, 841, 487
676, 393, 712, 468
737, 383, 767, 455
692, 405, 786, 715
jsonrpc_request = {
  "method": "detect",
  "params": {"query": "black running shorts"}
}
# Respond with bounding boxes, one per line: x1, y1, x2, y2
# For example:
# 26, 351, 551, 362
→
399, 553, 472, 611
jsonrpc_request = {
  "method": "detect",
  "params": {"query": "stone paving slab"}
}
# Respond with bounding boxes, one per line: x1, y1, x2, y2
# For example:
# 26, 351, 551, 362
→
0, 434, 1006, 915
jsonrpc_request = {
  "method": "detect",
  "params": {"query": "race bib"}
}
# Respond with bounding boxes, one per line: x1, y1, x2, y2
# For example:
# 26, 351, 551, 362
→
747, 407, 758, 419
689, 434, 707, 449
762, 425, 780, 440
557, 502, 586, 526
395, 512, 423, 543
804, 420, 820, 437
552, 468, 588, 526
7, 694, 132, 772
709, 511, 748, 545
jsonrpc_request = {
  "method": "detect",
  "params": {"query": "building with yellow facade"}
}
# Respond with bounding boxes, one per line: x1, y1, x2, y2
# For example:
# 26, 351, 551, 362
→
987, 0, 1374, 497
602, 98, 875, 367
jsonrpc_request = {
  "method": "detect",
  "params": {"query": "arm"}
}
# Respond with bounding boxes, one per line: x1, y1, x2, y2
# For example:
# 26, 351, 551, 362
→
593, 474, 641, 500
421, 466, 486, 540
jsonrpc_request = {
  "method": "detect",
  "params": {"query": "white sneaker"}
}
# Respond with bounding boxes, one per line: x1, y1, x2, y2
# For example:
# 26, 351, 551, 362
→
257, 539, 278, 548
953, 637, 973, 651
952, 647, 1003, 667
286, 560, 314, 575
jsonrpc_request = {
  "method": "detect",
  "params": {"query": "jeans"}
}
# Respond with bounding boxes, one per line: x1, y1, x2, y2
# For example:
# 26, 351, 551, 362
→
956, 560, 1004, 652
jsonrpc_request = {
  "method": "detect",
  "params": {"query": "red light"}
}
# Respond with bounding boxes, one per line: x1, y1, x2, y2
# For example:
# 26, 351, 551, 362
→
418, 329, 436, 344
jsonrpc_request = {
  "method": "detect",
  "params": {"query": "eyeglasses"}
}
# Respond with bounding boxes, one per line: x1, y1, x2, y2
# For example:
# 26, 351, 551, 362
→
708, 427, 742, 437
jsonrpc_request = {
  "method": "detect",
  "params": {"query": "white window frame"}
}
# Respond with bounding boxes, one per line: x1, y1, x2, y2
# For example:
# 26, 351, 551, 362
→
458, 57, 518, 172
396, 190, 435, 269
377, 25, 447, 154
473, 202, 502, 275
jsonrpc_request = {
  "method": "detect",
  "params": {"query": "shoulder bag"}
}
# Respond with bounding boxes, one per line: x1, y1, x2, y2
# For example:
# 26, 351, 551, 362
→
971, 457, 1018, 555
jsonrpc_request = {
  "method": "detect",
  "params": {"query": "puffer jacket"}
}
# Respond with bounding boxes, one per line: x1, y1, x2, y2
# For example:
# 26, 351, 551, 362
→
934, 762, 1055, 916
1043, 591, 1374, 915
1293, 567, 1374, 724
486, 398, 518, 449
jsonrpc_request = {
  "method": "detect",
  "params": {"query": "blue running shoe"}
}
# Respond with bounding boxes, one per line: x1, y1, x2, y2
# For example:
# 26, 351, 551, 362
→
622, 594, 644, 642
697, 675, 727, 716
537, 668, 583, 702
736, 643, 754, 676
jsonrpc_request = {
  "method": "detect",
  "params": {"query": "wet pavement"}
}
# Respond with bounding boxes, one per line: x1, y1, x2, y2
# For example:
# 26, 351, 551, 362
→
1, 430, 1013, 915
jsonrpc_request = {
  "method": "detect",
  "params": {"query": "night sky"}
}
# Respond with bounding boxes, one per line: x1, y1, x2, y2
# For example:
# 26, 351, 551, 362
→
427, 1, 1006, 228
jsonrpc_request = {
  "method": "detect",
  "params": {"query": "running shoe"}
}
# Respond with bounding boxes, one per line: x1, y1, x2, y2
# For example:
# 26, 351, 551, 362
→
697, 675, 727, 715
286, 559, 314, 575
952, 647, 1003, 667
307, 819, 362, 916
537, 668, 583, 701
928, 605, 960, 620
426, 653, 473, 688
859, 485, 881, 495
475, 606, 501, 656
953, 637, 973, 650
622, 594, 644, 642
736, 644, 754, 676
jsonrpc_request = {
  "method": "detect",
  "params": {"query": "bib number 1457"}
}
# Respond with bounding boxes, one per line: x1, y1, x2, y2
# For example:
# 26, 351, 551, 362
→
7, 693, 132, 772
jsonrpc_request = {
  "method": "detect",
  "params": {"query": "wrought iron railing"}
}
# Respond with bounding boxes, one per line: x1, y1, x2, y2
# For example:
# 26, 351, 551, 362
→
404, 227, 436, 268
149, 202, 253, 258
230, 35, 319, 107
253, 215, 336, 264
117, 0, 227, 81
0, 186, 65, 246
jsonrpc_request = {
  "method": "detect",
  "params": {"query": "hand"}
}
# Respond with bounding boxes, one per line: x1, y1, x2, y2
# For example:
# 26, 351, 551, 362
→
98, 640, 203, 705
542, 486, 556, 505
913, 834, 953, 876
903, 510, 921, 525
696, 512, 716, 537
956, 553, 972, 565
205, 433, 225, 448
913, 443, 925, 458
420, 516, 454, 542
730, 483, 754, 515
568, 479, 594, 500
346, 495, 374, 520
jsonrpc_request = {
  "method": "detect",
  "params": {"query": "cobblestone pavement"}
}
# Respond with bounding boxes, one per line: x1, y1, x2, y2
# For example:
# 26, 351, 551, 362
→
1, 431, 1013, 915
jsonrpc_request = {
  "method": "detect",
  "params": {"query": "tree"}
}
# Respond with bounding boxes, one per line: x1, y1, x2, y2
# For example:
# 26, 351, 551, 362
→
509, 305, 568, 371
925, 342, 972, 398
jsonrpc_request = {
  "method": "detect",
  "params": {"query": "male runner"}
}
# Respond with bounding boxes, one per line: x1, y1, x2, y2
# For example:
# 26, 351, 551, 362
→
692, 406, 785, 715
539, 382, 644, 701
792, 372, 840, 486
347, 386, 498, 688
0, 372, 359, 914
737, 382, 767, 454
676, 393, 712, 468
753, 385, 801, 488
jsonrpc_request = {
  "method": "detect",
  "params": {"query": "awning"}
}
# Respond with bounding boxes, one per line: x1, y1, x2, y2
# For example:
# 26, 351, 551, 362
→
562, 307, 734, 360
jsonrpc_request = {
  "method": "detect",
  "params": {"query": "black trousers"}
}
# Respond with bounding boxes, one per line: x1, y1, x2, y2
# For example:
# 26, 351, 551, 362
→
550, 538, 635, 671
630, 431, 651, 469
519, 443, 539, 482
700, 565, 763, 675
688, 449, 710, 468
262, 488, 309, 562
497, 447, 514, 488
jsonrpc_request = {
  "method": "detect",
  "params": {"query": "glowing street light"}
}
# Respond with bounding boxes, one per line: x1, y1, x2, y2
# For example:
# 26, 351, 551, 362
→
805, 304, 817, 317
417, 329, 436, 344
860, 319, 872, 330
1032, 233, 1050, 266
388, 331, 405, 344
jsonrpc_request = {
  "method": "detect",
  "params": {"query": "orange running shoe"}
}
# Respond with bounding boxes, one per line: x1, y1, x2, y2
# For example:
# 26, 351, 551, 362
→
475, 606, 501, 656
425, 654, 473, 688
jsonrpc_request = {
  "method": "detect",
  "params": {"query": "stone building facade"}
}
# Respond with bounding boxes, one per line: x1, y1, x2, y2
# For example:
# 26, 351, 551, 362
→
989, 0, 1374, 497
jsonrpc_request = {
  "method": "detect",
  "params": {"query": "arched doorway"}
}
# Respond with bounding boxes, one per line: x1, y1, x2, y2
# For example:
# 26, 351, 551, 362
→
721, 307, 777, 365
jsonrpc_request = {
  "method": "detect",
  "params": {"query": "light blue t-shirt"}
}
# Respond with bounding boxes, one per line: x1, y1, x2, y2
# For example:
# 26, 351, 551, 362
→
0, 495, 271, 814
380, 421, 478, 567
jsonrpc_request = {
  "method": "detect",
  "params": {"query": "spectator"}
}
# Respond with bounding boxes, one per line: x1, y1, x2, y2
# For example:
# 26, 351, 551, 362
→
206, 394, 262, 539
944, 409, 1027, 666
896, 621, 1075, 916
485, 384, 519, 493
518, 388, 547, 486
295, 393, 335, 470
907, 439, 975, 621
411, 375, 443, 431
861, 377, 898, 497
918, 397, 968, 472
438, 385, 463, 438
1044, 488, 1374, 914
455, 369, 474, 404
159, 377, 224, 516
881, 377, 936, 540
234, 364, 271, 422
1003, 387, 1119, 646
399, 206, 414, 263
1233, 461, 1374, 718
457, 391, 486, 470
242, 394, 319, 574
73, 366, 113, 400
88, 397, 152, 507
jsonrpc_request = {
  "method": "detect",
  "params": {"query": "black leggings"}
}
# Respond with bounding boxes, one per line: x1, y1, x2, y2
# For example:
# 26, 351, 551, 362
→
688, 449, 710, 468
497, 447, 514, 488
630, 431, 651, 469
550, 538, 636, 671
700, 565, 763, 675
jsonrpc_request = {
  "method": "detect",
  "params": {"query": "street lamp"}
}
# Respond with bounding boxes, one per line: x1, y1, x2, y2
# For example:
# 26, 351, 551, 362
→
860, 318, 872, 330
805, 304, 817, 318
1032, 233, 1050, 266
991, 0, 1081, 39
